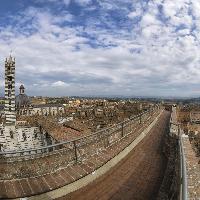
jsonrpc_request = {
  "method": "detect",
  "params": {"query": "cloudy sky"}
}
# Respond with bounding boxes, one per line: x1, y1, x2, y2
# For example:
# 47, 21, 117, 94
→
0, 0, 200, 97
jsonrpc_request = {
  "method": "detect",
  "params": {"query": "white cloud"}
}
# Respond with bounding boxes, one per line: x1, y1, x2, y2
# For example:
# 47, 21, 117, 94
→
63, 0, 71, 5
75, 0, 92, 6
0, 0, 200, 97
52, 81, 69, 87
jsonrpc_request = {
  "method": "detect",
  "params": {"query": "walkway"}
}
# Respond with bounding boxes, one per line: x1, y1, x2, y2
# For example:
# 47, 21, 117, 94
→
57, 110, 171, 200
0, 109, 161, 199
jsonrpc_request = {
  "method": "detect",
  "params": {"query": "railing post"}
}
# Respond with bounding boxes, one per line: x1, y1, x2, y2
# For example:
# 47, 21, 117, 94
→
178, 124, 180, 137
105, 136, 109, 148
73, 141, 78, 163
121, 122, 124, 137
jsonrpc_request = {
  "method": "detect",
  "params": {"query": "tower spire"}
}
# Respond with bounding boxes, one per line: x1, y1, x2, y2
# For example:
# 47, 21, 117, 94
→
9, 50, 12, 60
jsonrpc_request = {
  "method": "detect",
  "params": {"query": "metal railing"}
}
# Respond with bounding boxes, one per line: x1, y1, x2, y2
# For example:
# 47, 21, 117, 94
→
0, 106, 160, 179
0, 106, 158, 158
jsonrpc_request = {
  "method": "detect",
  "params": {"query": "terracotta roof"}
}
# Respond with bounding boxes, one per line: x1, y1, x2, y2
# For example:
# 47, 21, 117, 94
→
31, 104, 64, 108
27, 117, 82, 141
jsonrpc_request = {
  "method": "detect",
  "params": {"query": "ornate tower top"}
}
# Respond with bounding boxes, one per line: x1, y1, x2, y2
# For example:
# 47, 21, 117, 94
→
19, 85, 25, 94
5, 55, 15, 63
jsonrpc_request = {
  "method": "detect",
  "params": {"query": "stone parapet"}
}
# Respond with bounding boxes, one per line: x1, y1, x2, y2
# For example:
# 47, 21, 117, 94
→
0, 109, 161, 199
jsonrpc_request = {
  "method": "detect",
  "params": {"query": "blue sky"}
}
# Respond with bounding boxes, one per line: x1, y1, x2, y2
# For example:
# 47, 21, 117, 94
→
0, 0, 200, 97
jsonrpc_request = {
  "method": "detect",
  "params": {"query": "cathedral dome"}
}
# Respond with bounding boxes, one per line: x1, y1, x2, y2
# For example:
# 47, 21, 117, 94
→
16, 94, 30, 108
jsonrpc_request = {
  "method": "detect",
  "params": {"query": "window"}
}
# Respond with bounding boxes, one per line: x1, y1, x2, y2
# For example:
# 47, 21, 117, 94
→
9, 100, 11, 105
0, 144, 3, 151
7, 76, 12, 81
8, 84, 12, 89
22, 132, 27, 141
10, 131, 13, 139
8, 91, 11, 97
9, 107, 11, 112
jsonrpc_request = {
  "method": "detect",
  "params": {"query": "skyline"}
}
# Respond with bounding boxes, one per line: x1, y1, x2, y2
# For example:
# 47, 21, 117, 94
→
0, 0, 200, 97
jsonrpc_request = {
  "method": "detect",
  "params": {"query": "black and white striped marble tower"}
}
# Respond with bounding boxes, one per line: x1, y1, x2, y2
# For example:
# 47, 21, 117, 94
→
5, 56, 16, 125
0, 56, 46, 153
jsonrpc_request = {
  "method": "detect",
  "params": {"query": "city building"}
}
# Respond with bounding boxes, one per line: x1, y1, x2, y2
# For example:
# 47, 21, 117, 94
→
16, 85, 65, 116
190, 110, 200, 124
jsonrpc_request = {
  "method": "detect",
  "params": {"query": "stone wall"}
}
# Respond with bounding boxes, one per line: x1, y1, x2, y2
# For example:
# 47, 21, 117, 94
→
157, 132, 180, 200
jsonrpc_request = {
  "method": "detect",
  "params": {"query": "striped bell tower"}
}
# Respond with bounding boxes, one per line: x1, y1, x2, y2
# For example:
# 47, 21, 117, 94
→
5, 55, 16, 125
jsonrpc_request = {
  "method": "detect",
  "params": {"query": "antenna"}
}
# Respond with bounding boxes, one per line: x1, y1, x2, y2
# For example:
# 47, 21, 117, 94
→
8, 50, 15, 62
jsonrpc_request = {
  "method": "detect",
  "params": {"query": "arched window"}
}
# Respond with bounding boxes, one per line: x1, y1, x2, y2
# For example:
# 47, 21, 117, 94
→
8, 91, 11, 97
10, 130, 14, 139
22, 132, 27, 141
0, 144, 3, 151
7, 76, 12, 81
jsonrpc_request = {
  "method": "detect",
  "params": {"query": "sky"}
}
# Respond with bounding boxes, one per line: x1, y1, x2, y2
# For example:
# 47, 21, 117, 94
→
0, 0, 200, 97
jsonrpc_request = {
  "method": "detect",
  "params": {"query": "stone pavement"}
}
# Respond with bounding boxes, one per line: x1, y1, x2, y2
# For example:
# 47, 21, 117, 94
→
182, 135, 200, 199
